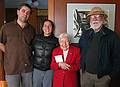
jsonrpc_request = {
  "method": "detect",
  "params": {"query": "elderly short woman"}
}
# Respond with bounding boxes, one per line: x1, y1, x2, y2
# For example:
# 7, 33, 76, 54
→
51, 33, 80, 87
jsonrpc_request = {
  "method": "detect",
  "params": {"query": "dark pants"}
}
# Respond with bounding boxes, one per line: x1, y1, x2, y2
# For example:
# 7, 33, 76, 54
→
110, 72, 120, 87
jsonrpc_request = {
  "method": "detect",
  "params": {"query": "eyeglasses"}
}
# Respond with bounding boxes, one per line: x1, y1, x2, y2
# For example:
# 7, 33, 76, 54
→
90, 15, 103, 20
90, 14, 103, 19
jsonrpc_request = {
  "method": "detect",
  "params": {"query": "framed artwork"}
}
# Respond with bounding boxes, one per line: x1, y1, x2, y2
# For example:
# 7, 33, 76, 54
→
37, 9, 48, 33
67, 3, 116, 43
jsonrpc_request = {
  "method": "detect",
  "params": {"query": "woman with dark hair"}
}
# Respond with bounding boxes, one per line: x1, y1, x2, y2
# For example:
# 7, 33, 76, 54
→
32, 20, 58, 87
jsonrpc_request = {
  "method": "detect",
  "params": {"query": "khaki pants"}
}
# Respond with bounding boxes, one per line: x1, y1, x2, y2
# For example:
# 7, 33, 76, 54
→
80, 70, 111, 87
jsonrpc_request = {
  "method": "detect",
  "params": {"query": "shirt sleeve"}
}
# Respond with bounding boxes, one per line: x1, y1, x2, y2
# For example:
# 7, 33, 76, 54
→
0, 24, 7, 44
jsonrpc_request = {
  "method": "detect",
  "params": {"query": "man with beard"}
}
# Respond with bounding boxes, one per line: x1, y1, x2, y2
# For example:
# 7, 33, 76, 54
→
0, 3, 35, 87
78, 7, 120, 87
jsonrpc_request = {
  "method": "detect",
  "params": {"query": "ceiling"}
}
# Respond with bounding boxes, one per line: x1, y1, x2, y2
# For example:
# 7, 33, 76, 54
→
5, 0, 48, 9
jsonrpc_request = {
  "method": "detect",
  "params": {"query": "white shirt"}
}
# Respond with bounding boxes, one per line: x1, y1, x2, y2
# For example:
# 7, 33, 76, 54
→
63, 50, 68, 61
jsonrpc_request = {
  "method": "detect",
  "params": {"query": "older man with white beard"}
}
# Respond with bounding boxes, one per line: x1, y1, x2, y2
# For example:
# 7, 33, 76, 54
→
78, 7, 120, 87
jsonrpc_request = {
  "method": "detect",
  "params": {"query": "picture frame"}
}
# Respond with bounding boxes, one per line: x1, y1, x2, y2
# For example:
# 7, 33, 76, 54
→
67, 3, 116, 43
37, 9, 48, 33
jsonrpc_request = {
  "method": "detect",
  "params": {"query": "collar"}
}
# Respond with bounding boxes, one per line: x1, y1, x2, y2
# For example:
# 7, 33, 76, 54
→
88, 25, 110, 37
14, 20, 29, 28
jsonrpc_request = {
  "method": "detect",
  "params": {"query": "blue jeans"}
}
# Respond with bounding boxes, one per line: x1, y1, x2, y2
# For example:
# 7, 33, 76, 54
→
33, 68, 54, 87
5, 72, 32, 87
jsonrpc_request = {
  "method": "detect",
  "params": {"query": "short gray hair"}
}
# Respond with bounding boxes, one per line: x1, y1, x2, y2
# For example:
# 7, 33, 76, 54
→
58, 33, 70, 42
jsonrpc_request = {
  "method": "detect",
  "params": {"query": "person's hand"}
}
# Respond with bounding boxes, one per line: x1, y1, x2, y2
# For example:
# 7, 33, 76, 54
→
0, 43, 5, 52
58, 62, 71, 70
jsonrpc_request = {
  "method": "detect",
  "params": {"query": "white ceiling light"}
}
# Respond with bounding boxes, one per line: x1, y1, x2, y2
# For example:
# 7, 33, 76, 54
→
26, 0, 39, 7
26, 0, 32, 5
32, 1, 39, 7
